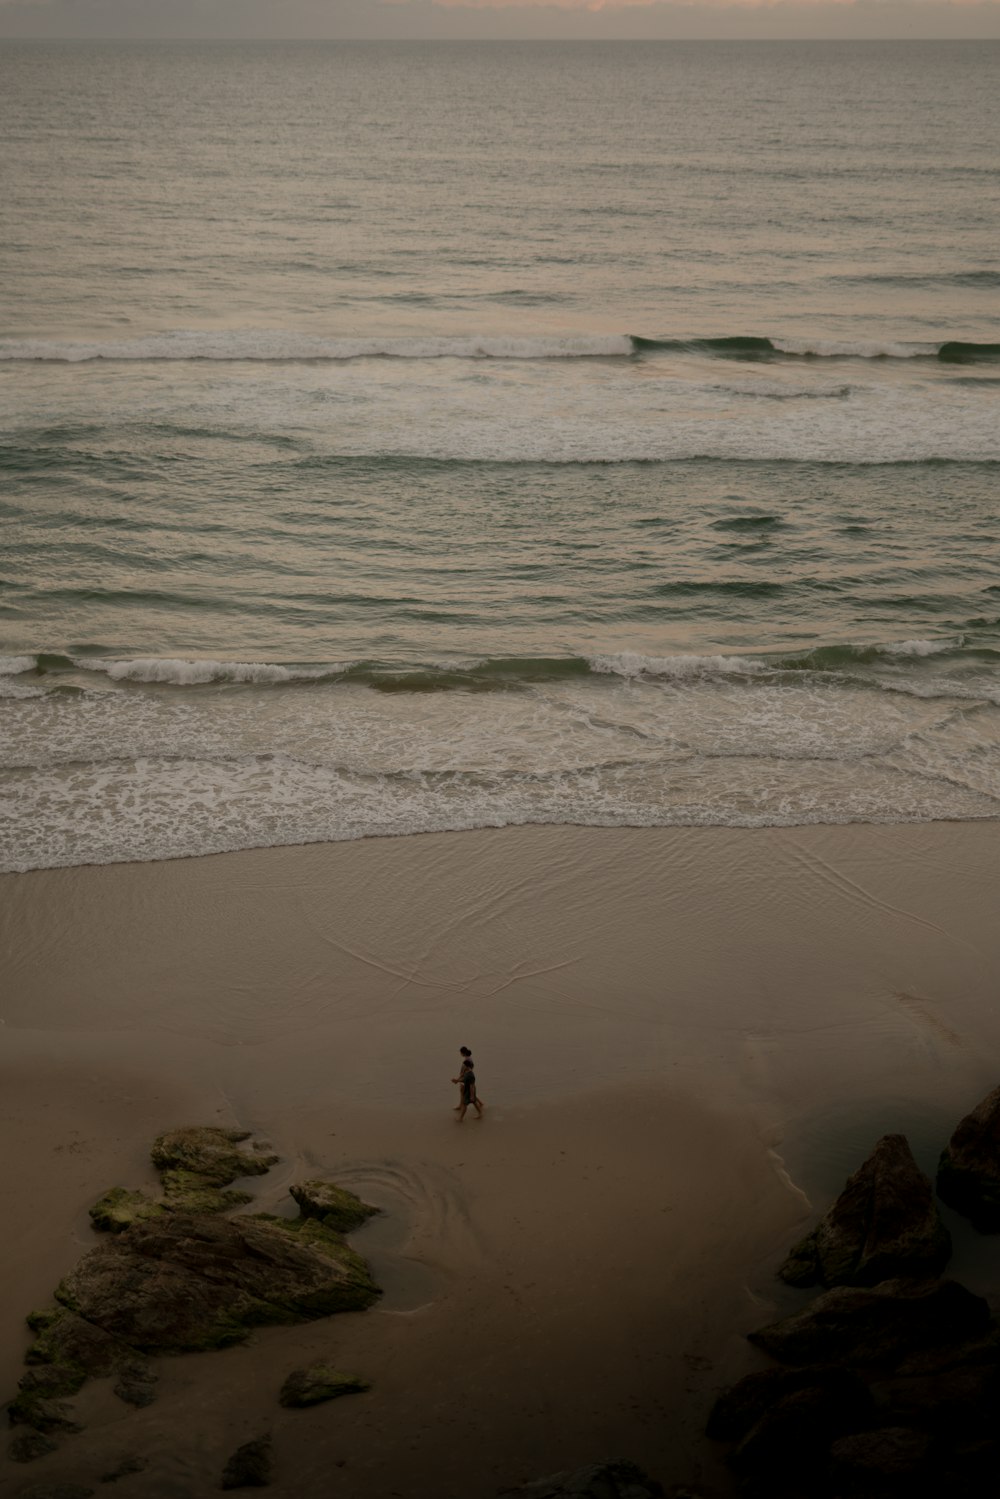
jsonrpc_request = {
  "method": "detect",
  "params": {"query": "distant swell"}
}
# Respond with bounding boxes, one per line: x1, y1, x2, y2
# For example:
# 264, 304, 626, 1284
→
2, 330, 998, 365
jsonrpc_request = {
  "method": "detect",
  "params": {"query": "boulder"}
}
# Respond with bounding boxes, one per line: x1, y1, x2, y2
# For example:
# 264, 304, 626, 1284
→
150, 1127, 277, 1188
936, 1084, 1000, 1232
729, 1385, 867, 1491
748, 1277, 989, 1368
50, 1212, 380, 1355
828, 1426, 932, 1491
779, 1135, 951, 1289
221, 1434, 272, 1489
707, 1364, 873, 1443
113, 1362, 157, 1408
496, 1461, 663, 1499
279, 1364, 370, 1407
289, 1180, 379, 1234
99, 1454, 147, 1482
8, 1429, 58, 1463
159, 1169, 252, 1215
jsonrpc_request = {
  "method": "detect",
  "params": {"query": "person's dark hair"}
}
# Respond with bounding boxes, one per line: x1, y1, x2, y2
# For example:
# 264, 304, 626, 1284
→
459, 1046, 472, 1056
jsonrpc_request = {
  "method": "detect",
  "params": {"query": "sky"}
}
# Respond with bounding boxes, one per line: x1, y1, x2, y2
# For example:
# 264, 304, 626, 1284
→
1, 0, 1000, 41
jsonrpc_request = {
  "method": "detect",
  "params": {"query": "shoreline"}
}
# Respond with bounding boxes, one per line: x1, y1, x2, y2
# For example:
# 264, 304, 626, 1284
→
2, 821, 999, 1495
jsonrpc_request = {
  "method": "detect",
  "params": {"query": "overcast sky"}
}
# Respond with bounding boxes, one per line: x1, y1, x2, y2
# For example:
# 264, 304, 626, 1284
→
1, 0, 999, 41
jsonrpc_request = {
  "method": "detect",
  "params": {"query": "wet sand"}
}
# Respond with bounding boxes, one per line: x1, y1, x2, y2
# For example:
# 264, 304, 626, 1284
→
1, 822, 999, 1497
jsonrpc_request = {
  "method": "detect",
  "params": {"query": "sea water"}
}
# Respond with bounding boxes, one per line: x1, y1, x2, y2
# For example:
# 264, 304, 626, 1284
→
2, 39, 999, 870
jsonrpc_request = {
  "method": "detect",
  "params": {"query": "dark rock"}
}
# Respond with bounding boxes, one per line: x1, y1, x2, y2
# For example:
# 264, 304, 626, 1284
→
15, 1363, 85, 1401
748, 1277, 989, 1368
289, 1180, 379, 1234
100, 1455, 147, 1483
496, 1461, 663, 1499
279, 1364, 370, 1407
729, 1385, 872, 1490
150, 1127, 277, 1187
936, 1083, 1000, 1232
8, 1429, 58, 1463
25, 1308, 135, 1382
870, 1359, 1000, 1438
221, 1434, 272, 1489
51, 1212, 380, 1355
779, 1134, 951, 1289
112, 1362, 157, 1408
7, 1393, 82, 1433
707, 1364, 873, 1443
829, 1425, 931, 1488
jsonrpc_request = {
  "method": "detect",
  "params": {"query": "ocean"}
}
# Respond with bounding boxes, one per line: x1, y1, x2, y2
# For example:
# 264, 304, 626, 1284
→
2, 38, 999, 872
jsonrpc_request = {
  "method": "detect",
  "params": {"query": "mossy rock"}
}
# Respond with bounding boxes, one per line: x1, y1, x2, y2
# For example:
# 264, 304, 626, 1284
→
89, 1187, 166, 1234
289, 1180, 380, 1234
160, 1168, 253, 1215
150, 1127, 278, 1188
279, 1363, 371, 1407
221, 1434, 272, 1490
250, 1214, 381, 1315
7, 1392, 83, 1435
8, 1428, 59, 1464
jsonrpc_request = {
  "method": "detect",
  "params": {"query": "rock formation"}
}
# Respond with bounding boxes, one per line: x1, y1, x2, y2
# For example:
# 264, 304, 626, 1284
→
936, 1082, 1000, 1232
779, 1134, 951, 1288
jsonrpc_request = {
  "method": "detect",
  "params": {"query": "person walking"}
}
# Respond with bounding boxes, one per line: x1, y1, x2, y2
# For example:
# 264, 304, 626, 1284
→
452, 1046, 484, 1121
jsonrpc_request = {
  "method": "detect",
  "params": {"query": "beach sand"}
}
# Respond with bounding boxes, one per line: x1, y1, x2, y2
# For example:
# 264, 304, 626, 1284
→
1, 822, 999, 1497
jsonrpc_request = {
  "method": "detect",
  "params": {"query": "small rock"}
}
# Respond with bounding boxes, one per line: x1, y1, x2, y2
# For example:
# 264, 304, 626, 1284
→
151, 1127, 278, 1188
707, 1364, 873, 1443
936, 1083, 1000, 1232
289, 1180, 379, 1234
113, 1362, 157, 1408
829, 1425, 931, 1482
100, 1455, 147, 1483
7, 1393, 82, 1433
221, 1434, 272, 1489
8, 1429, 58, 1464
779, 1134, 951, 1289
496, 1460, 663, 1499
279, 1364, 370, 1407
748, 1277, 990, 1367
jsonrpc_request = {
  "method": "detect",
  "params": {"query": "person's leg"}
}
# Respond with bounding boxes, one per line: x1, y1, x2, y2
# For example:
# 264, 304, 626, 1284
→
456, 1097, 468, 1122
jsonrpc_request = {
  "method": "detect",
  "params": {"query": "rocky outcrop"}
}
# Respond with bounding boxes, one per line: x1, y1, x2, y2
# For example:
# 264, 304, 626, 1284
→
220, 1434, 272, 1489
8, 1127, 381, 1468
279, 1363, 370, 1407
936, 1083, 1000, 1231
711, 1098, 1000, 1496
779, 1135, 951, 1288
749, 1277, 989, 1368
289, 1180, 379, 1234
55, 1212, 380, 1353
496, 1461, 664, 1499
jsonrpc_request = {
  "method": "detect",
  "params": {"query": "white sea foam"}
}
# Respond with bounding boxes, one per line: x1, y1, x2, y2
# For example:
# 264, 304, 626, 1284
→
589, 652, 766, 680
772, 338, 938, 360
73, 657, 331, 686
0, 656, 35, 676
882, 639, 958, 658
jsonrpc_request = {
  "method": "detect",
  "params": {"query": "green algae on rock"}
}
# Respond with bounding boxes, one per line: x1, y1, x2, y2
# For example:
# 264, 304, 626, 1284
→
50, 1213, 380, 1355
279, 1364, 371, 1408
221, 1434, 272, 1490
289, 1179, 380, 1234
89, 1188, 166, 1234
150, 1126, 278, 1187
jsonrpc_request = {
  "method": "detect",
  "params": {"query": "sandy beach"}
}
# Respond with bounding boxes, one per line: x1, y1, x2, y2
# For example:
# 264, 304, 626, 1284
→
2, 821, 999, 1497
